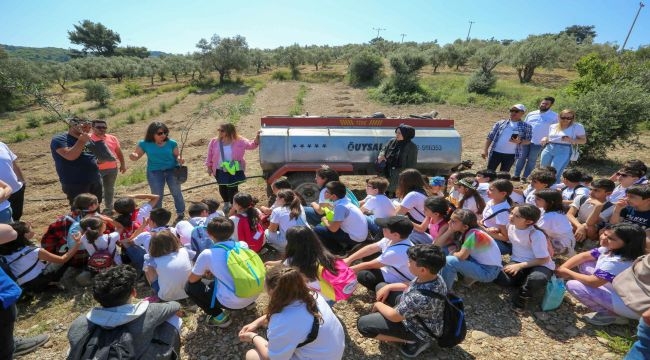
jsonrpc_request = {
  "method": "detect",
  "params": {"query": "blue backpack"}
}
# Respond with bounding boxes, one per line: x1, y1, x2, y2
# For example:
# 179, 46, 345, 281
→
190, 226, 213, 261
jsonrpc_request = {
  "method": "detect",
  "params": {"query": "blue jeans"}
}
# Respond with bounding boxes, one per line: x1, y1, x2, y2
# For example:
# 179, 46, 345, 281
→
514, 144, 543, 178
0, 207, 12, 224
147, 168, 185, 215
304, 206, 322, 227
440, 256, 502, 290
124, 245, 146, 277
626, 318, 650, 360
540, 143, 572, 183
487, 151, 516, 172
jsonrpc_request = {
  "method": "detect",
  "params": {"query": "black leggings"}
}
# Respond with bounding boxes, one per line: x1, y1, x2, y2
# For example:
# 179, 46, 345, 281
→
185, 280, 228, 316
218, 185, 239, 204
357, 269, 385, 292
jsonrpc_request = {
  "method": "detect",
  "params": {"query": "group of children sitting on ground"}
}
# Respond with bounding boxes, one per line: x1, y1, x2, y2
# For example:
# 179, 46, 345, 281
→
1, 159, 648, 359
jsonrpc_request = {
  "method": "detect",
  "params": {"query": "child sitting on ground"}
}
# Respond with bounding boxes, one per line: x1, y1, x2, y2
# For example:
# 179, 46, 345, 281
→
121, 208, 173, 272
175, 202, 210, 247
265, 190, 307, 252
481, 179, 513, 254
535, 189, 576, 256
519, 168, 556, 205
202, 198, 224, 223
343, 216, 415, 293
67, 265, 181, 359
567, 179, 615, 244
557, 223, 645, 326
475, 169, 496, 203
185, 217, 261, 328
412, 196, 450, 243
560, 168, 590, 209
0, 221, 81, 292
112, 193, 159, 241
230, 192, 265, 253
610, 184, 650, 252
456, 177, 485, 219
259, 177, 292, 215
356, 244, 447, 358
80, 216, 122, 273
143, 230, 192, 302
360, 176, 396, 236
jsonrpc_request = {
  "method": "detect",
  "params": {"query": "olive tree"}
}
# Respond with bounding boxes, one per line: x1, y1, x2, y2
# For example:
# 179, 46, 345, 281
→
506, 34, 562, 83
196, 35, 249, 83
48, 62, 79, 90
68, 20, 121, 56
282, 44, 305, 80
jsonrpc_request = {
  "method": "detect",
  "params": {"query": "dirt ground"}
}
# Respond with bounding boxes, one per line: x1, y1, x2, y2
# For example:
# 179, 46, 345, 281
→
6, 77, 648, 359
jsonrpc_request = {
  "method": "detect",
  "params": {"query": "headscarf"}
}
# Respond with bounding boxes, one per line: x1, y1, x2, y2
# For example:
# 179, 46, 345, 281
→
384, 124, 415, 167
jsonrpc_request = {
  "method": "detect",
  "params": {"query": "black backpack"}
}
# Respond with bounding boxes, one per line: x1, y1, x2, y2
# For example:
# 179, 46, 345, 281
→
415, 289, 467, 348
68, 323, 135, 360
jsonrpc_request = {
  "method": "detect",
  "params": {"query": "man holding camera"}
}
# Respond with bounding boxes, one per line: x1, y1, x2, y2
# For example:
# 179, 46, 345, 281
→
482, 104, 532, 172
50, 117, 102, 205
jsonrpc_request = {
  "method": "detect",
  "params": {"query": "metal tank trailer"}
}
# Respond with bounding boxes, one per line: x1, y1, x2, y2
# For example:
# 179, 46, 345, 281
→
258, 115, 462, 203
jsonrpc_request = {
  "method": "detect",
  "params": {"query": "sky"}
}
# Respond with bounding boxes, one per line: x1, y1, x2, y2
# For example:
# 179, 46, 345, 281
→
0, 0, 648, 54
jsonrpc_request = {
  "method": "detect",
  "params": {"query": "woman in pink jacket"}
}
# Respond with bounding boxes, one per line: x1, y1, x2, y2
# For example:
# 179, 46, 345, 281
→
205, 123, 260, 207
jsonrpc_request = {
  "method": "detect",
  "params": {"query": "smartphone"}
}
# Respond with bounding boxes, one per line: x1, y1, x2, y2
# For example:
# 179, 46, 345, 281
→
510, 133, 519, 140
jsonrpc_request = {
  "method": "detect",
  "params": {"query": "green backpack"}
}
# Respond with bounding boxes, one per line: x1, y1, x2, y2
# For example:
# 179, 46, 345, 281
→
210, 242, 265, 308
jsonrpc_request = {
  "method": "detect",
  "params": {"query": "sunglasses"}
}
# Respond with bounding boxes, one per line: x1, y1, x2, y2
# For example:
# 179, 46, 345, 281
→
94, 126, 107, 130
560, 116, 574, 120
156, 131, 168, 136
509, 109, 523, 113
616, 172, 630, 177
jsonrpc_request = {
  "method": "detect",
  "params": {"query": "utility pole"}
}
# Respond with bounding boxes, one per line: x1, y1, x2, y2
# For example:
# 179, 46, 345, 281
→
466, 21, 475, 41
400, 33, 407, 43
372, 27, 386, 39
621, 2, 645, 52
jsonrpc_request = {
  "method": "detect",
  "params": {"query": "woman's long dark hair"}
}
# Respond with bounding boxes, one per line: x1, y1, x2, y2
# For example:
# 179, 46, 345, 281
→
284, 226, 338, 280
276, 189, 302, 220
396, 168, 426, 199
265, 265, 320, 322
144, 122, 169, 142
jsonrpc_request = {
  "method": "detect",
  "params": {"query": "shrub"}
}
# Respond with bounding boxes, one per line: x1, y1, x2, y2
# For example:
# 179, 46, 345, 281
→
159, 102, 168, 113
123, 81, 143, 96
348, 51, 383, 86
272, 70, 290, 81
8, 132, 29, 143
97, 111, 107, 119
42, 114, 59, 124
467, 70, 496, 94
25, 114, 41, 129
126, 114, 136, 124
83, 80, 111, 106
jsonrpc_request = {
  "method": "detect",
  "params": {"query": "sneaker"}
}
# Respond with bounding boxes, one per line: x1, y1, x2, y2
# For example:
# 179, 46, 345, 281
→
13, 334, 50, 356
582, 312, 629, 326
400, 340, 431, 358
206, 311, 232, 328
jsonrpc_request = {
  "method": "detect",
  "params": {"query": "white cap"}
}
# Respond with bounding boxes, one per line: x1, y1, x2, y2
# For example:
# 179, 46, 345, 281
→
510, 104, 526, 112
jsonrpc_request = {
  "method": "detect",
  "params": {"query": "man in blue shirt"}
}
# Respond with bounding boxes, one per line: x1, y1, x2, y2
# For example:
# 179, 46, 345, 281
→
482, 104, 533, 172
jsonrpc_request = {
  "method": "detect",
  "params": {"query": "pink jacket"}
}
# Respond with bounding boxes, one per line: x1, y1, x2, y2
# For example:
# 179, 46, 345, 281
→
205, 137, 258, 174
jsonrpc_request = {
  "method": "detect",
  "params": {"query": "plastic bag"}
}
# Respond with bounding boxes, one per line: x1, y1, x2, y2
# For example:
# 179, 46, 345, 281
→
570, 145, 580, 162
541, 275, 566, 311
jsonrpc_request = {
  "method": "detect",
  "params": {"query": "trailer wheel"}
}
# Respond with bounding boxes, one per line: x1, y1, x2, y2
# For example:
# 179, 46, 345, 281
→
287, 172, 320, 204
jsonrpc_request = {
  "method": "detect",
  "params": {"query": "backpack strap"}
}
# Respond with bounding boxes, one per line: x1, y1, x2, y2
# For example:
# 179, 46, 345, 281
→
569, 185, 585, 200
483, 207, 509, 222
210, 242, 237, 308
387, 241, 414, 282
578, 195, 588, 208
2, 247, 42, 282
296, 315, 319, 348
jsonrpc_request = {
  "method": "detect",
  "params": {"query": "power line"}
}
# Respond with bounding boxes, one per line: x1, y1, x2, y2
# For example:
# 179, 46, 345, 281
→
621, 2, 645, 52
466, 21, 475, 41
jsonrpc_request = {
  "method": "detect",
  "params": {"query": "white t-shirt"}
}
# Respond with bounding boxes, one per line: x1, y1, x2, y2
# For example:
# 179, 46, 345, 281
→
221, 144, 233, 162
268, 205, 308, 249
267, 293, 345, 360
332, 198, 368, 242
476, 182, 490, 204
132, 226, 170, 253
609, 184, 628, 203
571, 195, 615, 224
3, 247, 46, 285
191, 240, 258, 309
459, 229, 502, 267
206, 210, 225, 223
591, 247, 634, 289
400, 191, 427, 223
136, 203, 153, 225
525, 109, 558, 145
175, 217, 207, 246
377, 238, 415, 283
510, 192, 525, 205
461, 196, 479, 215
82, 232, 122, 265
482, 200, 511, 228
0, 142, 23, 194
507, 225, 555, 270
548, 123, 586, 144
317, 188, 327, 204
145, 248, 192, 301
537, 211, 575, 253
561, 185, 590, 201
363, 194, 396, 219
492, 121, 518, 154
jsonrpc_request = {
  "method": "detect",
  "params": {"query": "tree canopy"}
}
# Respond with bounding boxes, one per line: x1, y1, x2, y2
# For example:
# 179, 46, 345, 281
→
68, 20, 121, 56
196, 35, 249, 83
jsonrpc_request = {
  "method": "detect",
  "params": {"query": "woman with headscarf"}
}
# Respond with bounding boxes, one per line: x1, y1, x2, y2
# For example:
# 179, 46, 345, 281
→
377, 124, 418, 197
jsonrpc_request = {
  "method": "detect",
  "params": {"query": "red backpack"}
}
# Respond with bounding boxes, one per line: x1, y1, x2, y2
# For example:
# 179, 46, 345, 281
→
87, 240, 117, 273
235, 214, 265, 253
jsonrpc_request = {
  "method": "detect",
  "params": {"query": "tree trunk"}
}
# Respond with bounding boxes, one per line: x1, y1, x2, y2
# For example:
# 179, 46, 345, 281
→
174, 74, 179, 83
517, 68, 524, 83
150, 76, 154, 86
218, 71, 225, 83
522, 65, 536, 83
433, 64, 439, 73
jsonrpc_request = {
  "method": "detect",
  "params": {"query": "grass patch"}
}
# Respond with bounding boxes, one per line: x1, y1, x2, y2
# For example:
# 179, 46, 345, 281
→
288, 84, 308, 115
7, 132, 30, 143
302, 71, 345, 83
25, 114, 41, 128
117, 166, 147, 186
126, 113, 136, 124
272, 70, 291, 81
595, 329, 635, 355
159, 102, 168, 113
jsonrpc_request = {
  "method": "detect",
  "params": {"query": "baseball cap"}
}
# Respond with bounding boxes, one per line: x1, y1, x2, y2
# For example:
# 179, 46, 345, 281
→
429, 176, 446, 187
375, 215, 413, 235
510, 104, 526, 112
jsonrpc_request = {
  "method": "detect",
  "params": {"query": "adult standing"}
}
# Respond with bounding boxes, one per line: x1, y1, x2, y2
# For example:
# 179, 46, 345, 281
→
540, 109, 587, 183
90, 120, 126, 214
482, 104, 532, 172
513, 97, 558, 181
130, 122, 185, 222
0, 142, 26, 221
50, 117, 102, 205
377, 124, 418, 197
205, 123, 260, 207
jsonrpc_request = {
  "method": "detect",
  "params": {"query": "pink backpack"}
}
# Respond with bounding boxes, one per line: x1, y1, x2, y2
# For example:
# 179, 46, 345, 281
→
317, 259, 358, 301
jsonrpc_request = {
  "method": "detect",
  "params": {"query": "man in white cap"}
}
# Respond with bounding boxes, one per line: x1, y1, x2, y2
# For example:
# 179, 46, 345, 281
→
513, 97, 558, 182
482, 104, 532, 172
